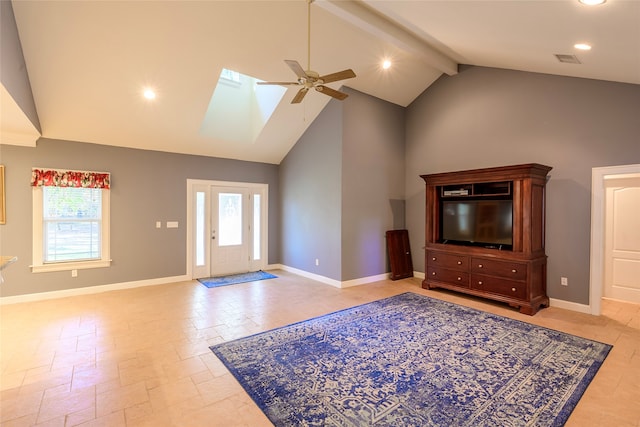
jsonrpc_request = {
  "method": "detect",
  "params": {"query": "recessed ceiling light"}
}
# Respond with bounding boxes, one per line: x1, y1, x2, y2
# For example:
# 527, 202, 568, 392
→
382, 60, 391, 70
143, 88, 156, 100
579, 0, 606, 5
574, 43, 592, 50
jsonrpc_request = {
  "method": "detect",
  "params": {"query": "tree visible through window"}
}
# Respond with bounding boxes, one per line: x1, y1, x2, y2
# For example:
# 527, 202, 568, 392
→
43, 186, 102, 262
31, 168, 111, 272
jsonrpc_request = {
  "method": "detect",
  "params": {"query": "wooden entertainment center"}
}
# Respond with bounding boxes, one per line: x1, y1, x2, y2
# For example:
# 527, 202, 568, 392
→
421, 163, 552, 315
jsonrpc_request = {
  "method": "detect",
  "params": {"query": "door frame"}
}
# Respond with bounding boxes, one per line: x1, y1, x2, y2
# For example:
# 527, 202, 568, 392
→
590, 164, 640, 315
186, 179, 268, 279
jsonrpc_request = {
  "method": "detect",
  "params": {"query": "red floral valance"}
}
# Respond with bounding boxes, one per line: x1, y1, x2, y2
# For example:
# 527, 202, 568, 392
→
31, 168, 110, 189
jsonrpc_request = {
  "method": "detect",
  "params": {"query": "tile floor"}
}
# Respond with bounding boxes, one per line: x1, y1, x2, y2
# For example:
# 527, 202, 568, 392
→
1, 270, 639, 426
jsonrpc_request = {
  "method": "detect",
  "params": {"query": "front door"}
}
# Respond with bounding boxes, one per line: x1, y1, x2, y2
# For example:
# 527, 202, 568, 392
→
604, 174, 640, 303
211, 187, 249, 276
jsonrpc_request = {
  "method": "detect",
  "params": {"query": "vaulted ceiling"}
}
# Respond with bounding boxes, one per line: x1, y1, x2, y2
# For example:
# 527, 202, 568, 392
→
5, 0, 639, 164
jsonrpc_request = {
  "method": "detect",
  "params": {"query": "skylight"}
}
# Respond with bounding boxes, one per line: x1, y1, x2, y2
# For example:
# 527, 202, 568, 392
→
200, 68, 286, 144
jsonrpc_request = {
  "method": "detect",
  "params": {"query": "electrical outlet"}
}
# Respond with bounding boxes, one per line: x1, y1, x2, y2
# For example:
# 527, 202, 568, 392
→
315, 258, 319, 266
71, 269, 78, 278
561, 277, 568, 286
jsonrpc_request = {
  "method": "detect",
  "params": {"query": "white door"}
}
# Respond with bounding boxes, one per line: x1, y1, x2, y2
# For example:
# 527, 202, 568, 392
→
603, 174, 640, 303
188, 180, 268, 279
211, 187, 249, 276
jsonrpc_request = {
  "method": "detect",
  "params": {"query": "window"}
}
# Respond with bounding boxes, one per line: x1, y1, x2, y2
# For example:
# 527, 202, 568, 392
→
31, 169, 111, 273
218, 192, 243, 247
253, 193, 261, 261
195, 191, 206, 267
43, 186, 102, 262
220, 68, 241, 83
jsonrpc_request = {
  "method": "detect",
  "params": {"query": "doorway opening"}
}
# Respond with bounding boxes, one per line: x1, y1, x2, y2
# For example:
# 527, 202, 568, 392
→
187, 179, 268, 279
590, 164, 640, 315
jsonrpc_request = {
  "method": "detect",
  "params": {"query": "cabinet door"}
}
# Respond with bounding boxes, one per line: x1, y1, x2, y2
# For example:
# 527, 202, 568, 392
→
386, 230, 414, 280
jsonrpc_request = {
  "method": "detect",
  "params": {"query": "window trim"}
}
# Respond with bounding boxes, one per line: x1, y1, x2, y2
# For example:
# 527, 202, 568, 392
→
32, 186, 111, 273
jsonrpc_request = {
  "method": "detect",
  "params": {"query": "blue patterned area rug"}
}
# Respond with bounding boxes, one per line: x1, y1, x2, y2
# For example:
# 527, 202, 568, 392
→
198, 270, 277, 288
210, 292, 612, 427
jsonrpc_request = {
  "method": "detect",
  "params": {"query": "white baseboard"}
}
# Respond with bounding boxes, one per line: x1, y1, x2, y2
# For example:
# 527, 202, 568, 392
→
1, 264, 389, 304
341, 273, 390, 288
4, 268, 592, 315
411, 271, 591, 314
0, 274, 191, 305
272, 264, 342, 287
549, 297, 592, 314
271, 264, 391, 288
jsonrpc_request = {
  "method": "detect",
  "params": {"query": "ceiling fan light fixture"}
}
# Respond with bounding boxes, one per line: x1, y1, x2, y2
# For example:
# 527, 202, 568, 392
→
256, 0, 356, 103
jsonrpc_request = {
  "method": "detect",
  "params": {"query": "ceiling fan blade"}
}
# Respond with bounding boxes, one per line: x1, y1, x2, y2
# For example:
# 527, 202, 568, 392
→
319, 69, 356, 84
316, 85, 348, 101
257, 81, 299, 86
285, 60, 308, 80
291, 87, 309, 104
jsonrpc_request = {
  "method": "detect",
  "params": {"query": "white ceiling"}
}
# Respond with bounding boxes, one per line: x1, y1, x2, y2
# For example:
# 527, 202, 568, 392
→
6, 0, 640, 164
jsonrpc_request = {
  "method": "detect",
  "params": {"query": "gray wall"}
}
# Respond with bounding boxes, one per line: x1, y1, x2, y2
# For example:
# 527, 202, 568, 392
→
0, 0, 40, 132
406, 66, 640, 305
279, 100, 343, 280
0, 138, 279, 297
279, 88, 406, 282
341, 87, 406, 280
4, 61, 638, 303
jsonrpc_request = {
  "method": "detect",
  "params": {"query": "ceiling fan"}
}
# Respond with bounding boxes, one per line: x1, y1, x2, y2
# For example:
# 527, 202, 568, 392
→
257, 0, 356, 104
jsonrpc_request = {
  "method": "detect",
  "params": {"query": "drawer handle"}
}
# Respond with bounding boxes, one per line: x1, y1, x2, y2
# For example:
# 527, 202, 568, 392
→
511, 287, 517, 292
457, 277, 462, 281
432, 272, 437, 276
478, 281, 483, 285
457, 261, 462, 265
432, 257, 437, 261
511, 269, 517, 273
478, 264, 483, 268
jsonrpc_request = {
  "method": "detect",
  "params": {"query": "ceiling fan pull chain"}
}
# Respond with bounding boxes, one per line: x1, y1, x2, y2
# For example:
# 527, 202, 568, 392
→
307, 0, 312, 71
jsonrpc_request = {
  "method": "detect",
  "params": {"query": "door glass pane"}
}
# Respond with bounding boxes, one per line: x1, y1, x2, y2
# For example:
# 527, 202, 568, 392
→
253, 194, 261, 260
219, 193, 242, 246
196, 191, 205, 266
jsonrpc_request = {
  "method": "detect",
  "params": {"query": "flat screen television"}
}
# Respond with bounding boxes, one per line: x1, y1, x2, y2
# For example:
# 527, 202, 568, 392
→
441, 199, 513, 249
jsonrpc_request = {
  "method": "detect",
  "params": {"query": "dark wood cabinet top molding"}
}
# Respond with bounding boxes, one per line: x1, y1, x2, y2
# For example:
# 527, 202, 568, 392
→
421, 163, 552, 185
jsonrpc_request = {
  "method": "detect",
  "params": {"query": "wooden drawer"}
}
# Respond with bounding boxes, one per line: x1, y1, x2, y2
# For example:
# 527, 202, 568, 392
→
427, 267, 469, 288
472, 274, 526, 300
471, 258, 527, 280
427, 251, 469, 270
